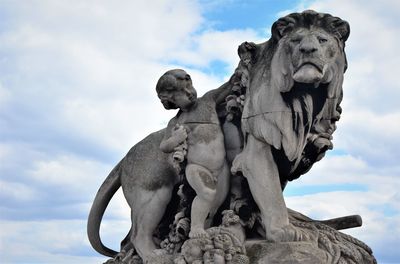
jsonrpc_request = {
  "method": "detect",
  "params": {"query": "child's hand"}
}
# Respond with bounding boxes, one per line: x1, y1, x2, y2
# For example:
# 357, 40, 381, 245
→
172, 125, 188, 144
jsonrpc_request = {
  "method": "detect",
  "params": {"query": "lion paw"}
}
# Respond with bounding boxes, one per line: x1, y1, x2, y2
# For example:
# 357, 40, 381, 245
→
268, 224, 306, 242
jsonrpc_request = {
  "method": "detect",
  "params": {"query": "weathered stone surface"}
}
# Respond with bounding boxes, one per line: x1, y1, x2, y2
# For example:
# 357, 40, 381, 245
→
247, 241, 333, 264
88, 10, 377, 264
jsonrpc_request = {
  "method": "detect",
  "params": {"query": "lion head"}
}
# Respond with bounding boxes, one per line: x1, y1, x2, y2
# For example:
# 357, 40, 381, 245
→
238, 10, 350, 180
270, 10, 349, 97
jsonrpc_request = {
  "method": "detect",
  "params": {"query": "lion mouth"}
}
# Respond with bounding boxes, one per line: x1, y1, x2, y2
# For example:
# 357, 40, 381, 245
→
295, 61, 323, 73
293, 80, 329, 90
293, 60, 325, 84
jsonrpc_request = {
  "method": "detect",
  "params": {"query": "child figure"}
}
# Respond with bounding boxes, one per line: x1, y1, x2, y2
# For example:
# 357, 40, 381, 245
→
157, 69, 231, 238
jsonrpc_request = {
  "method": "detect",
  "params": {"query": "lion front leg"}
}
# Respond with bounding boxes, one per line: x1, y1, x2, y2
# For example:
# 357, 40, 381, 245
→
232, 134, 301, 242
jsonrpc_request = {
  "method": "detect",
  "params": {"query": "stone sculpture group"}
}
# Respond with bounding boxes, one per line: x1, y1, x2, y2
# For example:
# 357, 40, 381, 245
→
87, 10, 377, 264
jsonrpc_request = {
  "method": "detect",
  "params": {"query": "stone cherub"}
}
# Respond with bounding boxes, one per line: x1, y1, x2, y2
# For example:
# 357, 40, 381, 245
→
156, 69, 231, 238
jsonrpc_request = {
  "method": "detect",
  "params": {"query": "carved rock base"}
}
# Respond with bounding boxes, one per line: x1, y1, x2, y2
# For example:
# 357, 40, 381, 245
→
246, 241, 336, 264
103, 211, 377, 264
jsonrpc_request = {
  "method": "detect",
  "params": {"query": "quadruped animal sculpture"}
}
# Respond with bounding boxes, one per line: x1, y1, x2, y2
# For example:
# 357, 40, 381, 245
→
231, 10, 350, 242
88, 10, 359, 263
88, 78, 237, 261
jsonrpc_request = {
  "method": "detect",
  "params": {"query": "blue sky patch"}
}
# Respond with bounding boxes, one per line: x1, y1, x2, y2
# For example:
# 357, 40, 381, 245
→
284, 183, 368, 196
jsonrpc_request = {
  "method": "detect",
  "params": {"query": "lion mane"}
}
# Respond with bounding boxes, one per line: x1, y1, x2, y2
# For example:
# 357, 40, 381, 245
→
239, 10, 350, 182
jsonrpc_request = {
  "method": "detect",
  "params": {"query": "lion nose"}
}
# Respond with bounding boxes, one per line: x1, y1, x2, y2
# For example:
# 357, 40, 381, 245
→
299, 39, 318, 54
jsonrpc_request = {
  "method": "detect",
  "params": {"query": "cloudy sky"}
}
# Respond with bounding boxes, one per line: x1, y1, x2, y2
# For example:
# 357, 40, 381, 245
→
1, 0, 399, 263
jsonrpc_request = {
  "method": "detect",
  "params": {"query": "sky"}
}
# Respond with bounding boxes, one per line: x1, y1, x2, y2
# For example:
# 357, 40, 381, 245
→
0, 0, 399, 263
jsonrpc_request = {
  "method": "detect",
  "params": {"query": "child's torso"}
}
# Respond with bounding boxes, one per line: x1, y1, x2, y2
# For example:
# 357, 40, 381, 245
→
177, 98, 225, 171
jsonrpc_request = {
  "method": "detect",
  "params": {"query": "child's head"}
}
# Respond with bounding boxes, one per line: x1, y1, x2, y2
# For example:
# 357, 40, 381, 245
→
156, 69, 197, 110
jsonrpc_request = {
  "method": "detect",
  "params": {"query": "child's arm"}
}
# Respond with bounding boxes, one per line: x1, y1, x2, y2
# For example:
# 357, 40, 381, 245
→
160, 120, 187, 153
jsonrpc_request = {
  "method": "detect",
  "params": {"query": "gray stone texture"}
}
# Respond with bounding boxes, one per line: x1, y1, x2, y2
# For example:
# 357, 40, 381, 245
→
87, 10, 377, 264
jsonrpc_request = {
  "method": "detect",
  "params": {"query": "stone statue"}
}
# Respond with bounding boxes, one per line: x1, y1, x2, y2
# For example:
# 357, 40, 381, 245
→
87, 10, 377, 264
87, 75, 237, 262
156, 69, 230, 238
231, 9, 350, 242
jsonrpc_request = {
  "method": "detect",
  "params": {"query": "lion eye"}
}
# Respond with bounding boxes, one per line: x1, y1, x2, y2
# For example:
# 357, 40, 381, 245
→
291, 37, 301, 43
318, 37, 328, 43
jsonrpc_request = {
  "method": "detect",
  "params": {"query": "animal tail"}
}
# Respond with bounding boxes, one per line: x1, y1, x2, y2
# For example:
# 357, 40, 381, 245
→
87, 161, 122, 257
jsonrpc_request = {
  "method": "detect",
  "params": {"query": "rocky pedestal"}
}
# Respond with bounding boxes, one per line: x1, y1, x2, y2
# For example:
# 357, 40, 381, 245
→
246, 240, 376, 264
247, 241, 335, 264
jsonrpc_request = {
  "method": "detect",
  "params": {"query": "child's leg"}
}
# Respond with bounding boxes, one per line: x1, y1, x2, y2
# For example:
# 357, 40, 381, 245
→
185, 163, 217, 238
206, 161, 229, 228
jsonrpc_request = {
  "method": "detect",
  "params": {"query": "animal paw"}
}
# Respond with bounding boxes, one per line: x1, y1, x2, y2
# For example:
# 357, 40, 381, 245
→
268, 224, 306, 242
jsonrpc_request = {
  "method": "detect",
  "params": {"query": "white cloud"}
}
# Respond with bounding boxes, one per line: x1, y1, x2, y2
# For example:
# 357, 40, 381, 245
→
291, 154, 399, 187
0, 81, 11, 105
286, 190, 400, 262
0, 0, 256, 157
1, 0, 399, 263
0, 219, 125, 263
285, 153, 400, 250
29, 154, 109, 192
0, 180, 40, 202
332, 110, 400, 166
168, 29, 261, 69
0, 1, 260, 261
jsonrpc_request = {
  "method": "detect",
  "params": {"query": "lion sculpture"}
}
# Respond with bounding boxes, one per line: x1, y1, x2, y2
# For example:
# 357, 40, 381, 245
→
87, 10, 350, 262
232, 10, 350, 241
